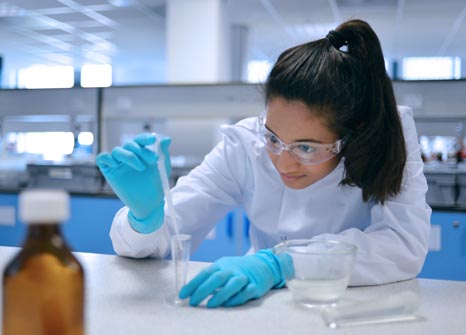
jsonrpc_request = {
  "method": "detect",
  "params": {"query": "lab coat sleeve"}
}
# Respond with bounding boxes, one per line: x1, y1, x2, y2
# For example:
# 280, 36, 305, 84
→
313, 106, 431, 285
109, 206, 171, 258
109, 122, 251, 258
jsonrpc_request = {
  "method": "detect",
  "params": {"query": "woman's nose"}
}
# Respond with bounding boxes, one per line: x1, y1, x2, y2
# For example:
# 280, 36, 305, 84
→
275, 149, 300, 171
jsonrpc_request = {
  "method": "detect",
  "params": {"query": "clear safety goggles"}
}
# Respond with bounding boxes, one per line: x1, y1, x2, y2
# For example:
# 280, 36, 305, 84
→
258, 115, 349, 165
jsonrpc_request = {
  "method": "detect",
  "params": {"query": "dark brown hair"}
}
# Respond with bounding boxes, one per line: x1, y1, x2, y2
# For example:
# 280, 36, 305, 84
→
265, 19, 406, 204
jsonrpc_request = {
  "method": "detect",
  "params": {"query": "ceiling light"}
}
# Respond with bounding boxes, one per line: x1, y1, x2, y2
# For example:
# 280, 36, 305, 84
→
108, 0, 137, 8
0, 2, 26, 17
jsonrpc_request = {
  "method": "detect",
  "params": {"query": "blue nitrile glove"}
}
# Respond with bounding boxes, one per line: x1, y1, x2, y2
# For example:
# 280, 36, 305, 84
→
179, 249, 294, 308
96, 133, 172, 234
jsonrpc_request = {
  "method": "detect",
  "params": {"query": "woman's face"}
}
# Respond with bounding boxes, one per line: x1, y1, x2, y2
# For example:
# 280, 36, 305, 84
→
265, 97, 341, 189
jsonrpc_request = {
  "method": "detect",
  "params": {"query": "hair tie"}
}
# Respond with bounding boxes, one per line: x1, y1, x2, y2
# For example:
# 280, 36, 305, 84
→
326, 30, 348, 50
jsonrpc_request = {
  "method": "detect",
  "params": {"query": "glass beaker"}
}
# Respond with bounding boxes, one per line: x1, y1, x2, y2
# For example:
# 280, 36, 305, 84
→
167, 234, 191, 306
276, 239, 356, 308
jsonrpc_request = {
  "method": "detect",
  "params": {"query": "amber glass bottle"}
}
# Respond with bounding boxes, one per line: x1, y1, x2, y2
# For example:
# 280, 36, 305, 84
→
2, 189, 85, 335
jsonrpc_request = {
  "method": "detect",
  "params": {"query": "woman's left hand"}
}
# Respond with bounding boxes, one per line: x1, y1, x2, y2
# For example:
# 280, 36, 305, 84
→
179, 249, 291, 308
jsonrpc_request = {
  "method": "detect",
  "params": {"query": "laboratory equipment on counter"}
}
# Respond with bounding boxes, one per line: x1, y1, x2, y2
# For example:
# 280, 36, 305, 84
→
275, 239, 357, 307
27, 161, 104, 194
0, 158, 29, 190
2, 189, 85, 335
321, 290, 421, 328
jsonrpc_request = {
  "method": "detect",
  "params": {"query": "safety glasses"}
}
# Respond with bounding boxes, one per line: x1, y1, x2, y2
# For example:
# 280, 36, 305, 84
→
258, 115, 348, 165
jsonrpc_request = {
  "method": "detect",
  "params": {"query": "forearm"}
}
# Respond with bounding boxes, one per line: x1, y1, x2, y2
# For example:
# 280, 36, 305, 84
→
312, 214, 430, 286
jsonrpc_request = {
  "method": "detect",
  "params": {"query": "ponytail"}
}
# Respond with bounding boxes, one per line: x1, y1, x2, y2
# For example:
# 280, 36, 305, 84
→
265, 19, 406, 204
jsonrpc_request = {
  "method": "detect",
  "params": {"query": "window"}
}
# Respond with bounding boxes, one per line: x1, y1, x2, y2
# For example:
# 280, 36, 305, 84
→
72, 131, 94, 158
77, 132, 94, 146
18, 65, 74, 89
247, 60, 272, 83
402, 57, 461, 80
8, 132, 74, 161
80, 64, 112, 87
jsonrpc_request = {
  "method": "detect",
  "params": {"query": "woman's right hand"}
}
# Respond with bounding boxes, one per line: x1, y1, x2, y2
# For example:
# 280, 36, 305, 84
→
96, 133, 172, 234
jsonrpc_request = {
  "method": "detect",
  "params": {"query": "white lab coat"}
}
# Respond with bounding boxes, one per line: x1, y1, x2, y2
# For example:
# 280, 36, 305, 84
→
110, 106, 431, 286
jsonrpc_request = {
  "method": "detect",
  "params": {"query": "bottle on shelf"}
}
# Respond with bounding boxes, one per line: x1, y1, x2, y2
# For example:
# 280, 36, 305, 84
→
2, 189, 85, 335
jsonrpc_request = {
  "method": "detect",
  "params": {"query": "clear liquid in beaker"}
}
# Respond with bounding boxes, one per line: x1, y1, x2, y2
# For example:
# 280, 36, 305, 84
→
287, 276, 350, 307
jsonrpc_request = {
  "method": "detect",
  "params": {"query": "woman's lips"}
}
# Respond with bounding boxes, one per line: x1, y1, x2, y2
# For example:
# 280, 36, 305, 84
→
280, 173, 304, 182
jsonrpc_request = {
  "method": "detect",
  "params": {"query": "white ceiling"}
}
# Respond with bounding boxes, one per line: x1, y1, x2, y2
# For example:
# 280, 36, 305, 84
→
1, 0, 466, 81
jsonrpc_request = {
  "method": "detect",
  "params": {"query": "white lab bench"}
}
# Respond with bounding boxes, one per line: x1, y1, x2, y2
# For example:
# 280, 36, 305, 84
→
0, 246, 465, 335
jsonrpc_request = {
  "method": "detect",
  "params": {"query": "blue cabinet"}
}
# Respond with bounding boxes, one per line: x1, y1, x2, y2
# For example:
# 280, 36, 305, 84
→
0, 193, 123, 254
6, 191, 464, 280
418, 211, 466, 281
0, 193, 25, 248
0, 193, 250, 261
64, 196, 124, 254
191, 209, 250, 262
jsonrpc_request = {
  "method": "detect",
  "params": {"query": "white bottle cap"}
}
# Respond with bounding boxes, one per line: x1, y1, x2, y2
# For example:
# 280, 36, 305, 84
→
19, 189, 70, 224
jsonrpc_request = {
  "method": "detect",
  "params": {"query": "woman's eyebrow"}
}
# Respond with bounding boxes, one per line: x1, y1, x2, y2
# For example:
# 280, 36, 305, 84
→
264, 124, 323, 144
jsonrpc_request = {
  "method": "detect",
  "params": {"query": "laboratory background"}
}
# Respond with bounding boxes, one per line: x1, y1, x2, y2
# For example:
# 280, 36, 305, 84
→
0, 0, 466, 282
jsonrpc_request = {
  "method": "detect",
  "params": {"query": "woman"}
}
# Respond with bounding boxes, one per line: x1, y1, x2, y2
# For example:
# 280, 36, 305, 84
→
96, 19, 431, 308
